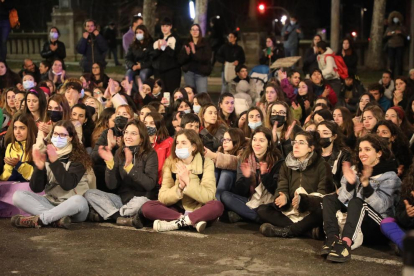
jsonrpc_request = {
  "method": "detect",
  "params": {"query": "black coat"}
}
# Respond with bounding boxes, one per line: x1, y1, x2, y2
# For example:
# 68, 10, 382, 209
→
103, 27, 117, 49
216, 43, 245, 69
337, 50, 358, 78
76, 33, 108, 72
259, 46, 284, 66
106, 150, 159, 204
178, 38, 212, 76
152, 34, 181, 73
125, 40, 154, 70
303, 47, 319, 76
40, 40, 66, 63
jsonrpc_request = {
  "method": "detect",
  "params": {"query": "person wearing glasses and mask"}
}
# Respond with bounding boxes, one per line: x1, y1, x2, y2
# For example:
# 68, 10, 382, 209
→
11, 120, 92, 229
257, 131, 334, 239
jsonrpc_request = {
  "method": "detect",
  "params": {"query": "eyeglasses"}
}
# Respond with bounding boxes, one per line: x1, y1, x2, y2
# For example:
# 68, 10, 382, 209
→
272, 111, 286, 116
221, 138, 232, 144
92, 67, 100, 69
53, 132, 69, 138
291, 140, 308, 146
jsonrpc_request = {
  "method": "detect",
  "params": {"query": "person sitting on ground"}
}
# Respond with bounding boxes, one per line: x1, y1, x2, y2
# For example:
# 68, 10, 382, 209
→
11, 120, 92, 229
48, 59, 66, 86
85, 120, 158, 228
220, 127, 284, 223
379, 71, 394, 100
141, 129, 224, 233
0, 113, 36, 181
199, 103, 228, 152
321, 134, 401, 263
257, 131, 334, 239
368, 83, 391, 112
180, 113, 200, 133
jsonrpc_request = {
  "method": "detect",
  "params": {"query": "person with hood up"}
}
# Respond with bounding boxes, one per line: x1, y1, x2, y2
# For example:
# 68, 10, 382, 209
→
384, 11, 407, 78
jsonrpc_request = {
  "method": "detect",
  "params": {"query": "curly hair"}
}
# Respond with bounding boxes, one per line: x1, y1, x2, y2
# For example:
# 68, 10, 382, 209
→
49, 120, 92, 171
401, 162, 414, 205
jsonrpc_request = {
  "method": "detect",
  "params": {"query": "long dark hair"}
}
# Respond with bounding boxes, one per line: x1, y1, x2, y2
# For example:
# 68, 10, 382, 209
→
144, 112, 170, 142
219, 128, 247, 155
401, 162, 414, 205
243, 106, 264, 138
266, 101, 295, 141
118, 119, 153, 160
355, 134, 393, 173
170, 129, 204, 160
132, 24, 153, 49
50, 120, 92, 170
218, 92, 237, 127
240, 126, 282, 169
199, 103, 226, 136
24, 87, 48, 122
48, 94, 71, 120
316, 121, 349, 153
334, 107, 354, 137
8, 112, 37, 162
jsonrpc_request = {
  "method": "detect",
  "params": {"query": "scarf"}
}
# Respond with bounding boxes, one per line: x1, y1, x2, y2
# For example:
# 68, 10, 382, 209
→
55, 143, 73, 159
357, 159, 397, 176
285, 151, 314, 172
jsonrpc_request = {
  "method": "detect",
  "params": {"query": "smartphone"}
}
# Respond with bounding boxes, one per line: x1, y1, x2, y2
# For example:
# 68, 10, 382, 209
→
163, 92, 170, 106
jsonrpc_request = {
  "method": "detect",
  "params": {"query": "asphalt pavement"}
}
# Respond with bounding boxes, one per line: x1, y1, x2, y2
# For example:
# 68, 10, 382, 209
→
0, 218, 402, 276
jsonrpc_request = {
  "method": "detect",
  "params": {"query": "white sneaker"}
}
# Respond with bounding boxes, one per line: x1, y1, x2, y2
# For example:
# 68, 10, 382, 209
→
195, 221, 207, 233
153, 218, 188, 232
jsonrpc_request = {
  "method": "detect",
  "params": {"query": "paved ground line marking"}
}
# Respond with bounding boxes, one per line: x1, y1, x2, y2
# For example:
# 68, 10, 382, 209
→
97, 223, 208, 238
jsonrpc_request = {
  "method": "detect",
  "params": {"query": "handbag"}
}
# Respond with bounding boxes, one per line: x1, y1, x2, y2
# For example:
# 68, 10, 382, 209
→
9, 9, 20, 29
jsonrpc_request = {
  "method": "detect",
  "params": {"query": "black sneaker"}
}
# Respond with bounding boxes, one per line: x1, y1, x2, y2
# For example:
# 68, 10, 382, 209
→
227, 211, 243, 224
312, 226, 325, 240
320, 237, 338, 256
50, 216, 71, 229
327, 240, 351, 263
88, 208, 103, 222
259, 223, 294, 238
132, 212, 144, 229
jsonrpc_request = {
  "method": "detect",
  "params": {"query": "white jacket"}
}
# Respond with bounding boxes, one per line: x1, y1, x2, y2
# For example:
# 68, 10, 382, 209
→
317, 47, 339, 80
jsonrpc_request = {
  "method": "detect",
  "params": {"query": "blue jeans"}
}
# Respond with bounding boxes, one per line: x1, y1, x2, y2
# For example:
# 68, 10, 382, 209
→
284, 46, 298, 57
84, 189, 150, 220
215, 169, 236, 202
184, 71, 208, 93
12, 190, 89, 225
127, 68, 153, 91
0, 19, 10, 61
220, 191, 258, 221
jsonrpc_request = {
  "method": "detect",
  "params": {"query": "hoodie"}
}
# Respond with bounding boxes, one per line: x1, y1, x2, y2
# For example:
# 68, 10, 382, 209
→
384, 11, 407, 48
317, 47, 339, 80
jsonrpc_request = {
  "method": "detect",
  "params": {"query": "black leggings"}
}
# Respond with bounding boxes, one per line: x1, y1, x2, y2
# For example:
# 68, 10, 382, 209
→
322, 194, 386, 245
257, 203, 323, 237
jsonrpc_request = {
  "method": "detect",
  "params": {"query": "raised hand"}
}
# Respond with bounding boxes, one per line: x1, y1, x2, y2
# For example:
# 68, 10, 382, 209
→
291, 102, 300, 110
189, 42, 196, 54
240, 162, 251, 178
304, 100, 311, 110
342, 161, 356, 185
285, 121, 297, 141
98, 145, 113, 162
46, 144, 59, 163
275, 192, 287, 208
259, 162, 268, 175
272, 121, 279, 143
107, 129, 116, 150
404, 200, 414, 218
176, 162, 190, 189
83, 32, 89, 39
93, 30, 99, 36
203, 146, 217, 160
32, 148, 46, 170
185, 45, 191, 55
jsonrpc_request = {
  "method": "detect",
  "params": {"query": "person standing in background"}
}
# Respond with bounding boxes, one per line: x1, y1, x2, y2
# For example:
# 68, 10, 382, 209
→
104, 22, 121, 66
281, 15, 303, 58
123, 16, 143, 54
0, 0, 12, 61
384, 11, 407, 78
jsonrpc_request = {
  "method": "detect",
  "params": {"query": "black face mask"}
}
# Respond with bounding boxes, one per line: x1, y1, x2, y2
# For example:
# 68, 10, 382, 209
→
125, 145, 140, 154
47, 110, 63, 123
319, 137, 332, 148
270, 115, 286, 127
115, 116, 128, 130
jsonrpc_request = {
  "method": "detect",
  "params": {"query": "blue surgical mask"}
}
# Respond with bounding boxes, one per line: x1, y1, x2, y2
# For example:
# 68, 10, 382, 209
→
51, 136, 69, 149
183, 109, 191, 114
136, 33, 144, 41
248, 121, 262, 130
175, 148, 191, 160
23, 80, 35, 90
193, 105, 201, 114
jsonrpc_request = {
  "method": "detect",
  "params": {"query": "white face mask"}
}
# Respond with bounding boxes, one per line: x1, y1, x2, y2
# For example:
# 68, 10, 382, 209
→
175, 148, 191, 160
50, 32, 59, 40
193, 105, 201, 114
393, 17, 399, 24
51, 136, 69, 149
23, 80, 35, 90
136, 33, 144, 41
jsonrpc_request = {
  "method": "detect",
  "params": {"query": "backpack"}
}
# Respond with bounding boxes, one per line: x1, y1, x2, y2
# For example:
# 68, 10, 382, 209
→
9, 9, 20, 29
324, 54, 348, 80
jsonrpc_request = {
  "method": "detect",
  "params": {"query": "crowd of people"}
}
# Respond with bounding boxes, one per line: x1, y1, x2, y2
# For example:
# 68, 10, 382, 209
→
0, 13, 413, 265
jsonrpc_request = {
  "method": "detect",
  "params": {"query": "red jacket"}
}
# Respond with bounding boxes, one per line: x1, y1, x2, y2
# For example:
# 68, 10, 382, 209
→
154, 137, 173, 185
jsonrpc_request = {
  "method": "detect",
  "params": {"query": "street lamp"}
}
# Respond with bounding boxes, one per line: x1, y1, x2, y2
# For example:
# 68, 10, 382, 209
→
189, 0, 195, 20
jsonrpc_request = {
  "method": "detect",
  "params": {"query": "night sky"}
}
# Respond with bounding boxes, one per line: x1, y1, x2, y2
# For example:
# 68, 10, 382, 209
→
11, 0, 410, 40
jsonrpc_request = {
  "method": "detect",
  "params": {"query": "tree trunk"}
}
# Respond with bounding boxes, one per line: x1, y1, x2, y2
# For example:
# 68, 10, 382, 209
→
366, 0, 386, 70
330, 0, 340, 52
143, 0, 157, 38
248, 0, 257, 20
195, 0, 208, 36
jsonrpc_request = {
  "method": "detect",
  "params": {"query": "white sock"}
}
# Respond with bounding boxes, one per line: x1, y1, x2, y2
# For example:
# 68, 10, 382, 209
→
183, 215, 192, 226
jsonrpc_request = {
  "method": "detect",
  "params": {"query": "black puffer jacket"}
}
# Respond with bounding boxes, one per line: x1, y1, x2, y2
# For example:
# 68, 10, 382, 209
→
216, 43, 245, 69
125, 39, 154, 70
106, 149, 159, 204
152, 34, 181, 73
41, 40, 66, 63
178, 38, 212, 76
